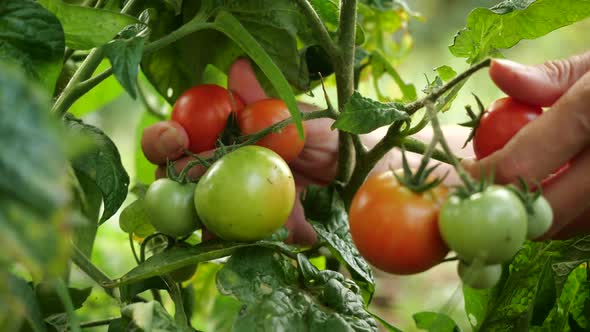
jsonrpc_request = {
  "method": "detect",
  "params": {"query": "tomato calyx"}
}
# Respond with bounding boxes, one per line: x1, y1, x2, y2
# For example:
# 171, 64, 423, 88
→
506, 177, 542, 216
393, 147, 446, 193
458, 94, 486, 148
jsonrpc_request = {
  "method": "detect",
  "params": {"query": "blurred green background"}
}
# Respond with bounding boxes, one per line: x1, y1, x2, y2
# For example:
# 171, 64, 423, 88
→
72, 1, 590, 330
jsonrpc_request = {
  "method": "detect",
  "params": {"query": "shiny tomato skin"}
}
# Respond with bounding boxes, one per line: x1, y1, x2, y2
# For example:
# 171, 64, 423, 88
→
172, 84, 244, 153
194, 146, 295, 242
474, 97, 542, 159
237, 99, 305, 162
349, 171, 449, 275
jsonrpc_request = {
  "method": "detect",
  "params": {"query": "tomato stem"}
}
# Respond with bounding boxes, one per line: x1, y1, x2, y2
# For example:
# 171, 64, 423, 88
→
129, 233, 141, 265
71, 245, 118, 300
162, 275, 191, 328
425, 100, 476, 192
79, 317, 119, 328
294, 0, 339, 60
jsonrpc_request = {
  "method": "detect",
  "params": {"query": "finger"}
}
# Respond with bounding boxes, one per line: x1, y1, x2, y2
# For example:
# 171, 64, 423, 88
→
141, 121, 189, 165
490, 51, 590, 106
228, 58, 268, 104
537, 146, 590, 238
466, 71, 590, 184
285, 184, 317, 246
155, 150, 215, 180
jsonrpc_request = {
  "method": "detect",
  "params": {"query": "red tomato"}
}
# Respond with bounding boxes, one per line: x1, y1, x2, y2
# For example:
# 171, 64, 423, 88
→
473, 97, 542, 159
349, 171, 449, 275
172, 84, 244, 153
237, 99, 305, 162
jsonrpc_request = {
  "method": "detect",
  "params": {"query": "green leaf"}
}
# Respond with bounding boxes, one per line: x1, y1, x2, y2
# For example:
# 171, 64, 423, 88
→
212, 10, 304, 137
1, 273, 47, 332
0, 63, 70, 278
332, 91, 408, 134
0, 0, 64, 93
435, 65, 457, 82
370, 50, 417, 102
109, 240, 296, 287
370, 311, 403, 332
70, 171, 102, 257
413, 312, 460, 332
308, 0, 364, 45
37, 0, 138, 50
540, 266, 590, 331
217, 248, 378, 332
530, 261, 556, 326
462, 286, 491, 330
450, 0, 590, 63
304, 187, 375, 303
103, 25, 147, 99
120, 301, 183, 332
65, 114, 130, 224
190, 263, 241, 332
118, 199, 156, 237
34, 282, 92, 317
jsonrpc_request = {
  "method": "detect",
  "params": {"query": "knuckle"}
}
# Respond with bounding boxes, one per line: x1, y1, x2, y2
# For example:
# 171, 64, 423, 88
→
541, 59, 576, 85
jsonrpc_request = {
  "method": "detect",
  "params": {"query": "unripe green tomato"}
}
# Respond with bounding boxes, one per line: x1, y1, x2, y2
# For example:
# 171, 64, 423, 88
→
526, 195, 553, 240
458, 261, 502, 289
439, 186, 528, 264
144, 179, 202, 237
194, 146, 295, 242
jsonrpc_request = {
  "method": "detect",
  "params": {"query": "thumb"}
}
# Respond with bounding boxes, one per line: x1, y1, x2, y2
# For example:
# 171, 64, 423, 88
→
490, 51, 590, 107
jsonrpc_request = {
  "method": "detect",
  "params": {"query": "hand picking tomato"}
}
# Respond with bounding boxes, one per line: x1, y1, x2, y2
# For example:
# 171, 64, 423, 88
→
238, 98, 305, 162
439, 185, 527, 264
172, 84, 244, 153
194, 146, 295, 242
473, 97, 542, 159
144, 178, 202, 237
349, 170, 449, 275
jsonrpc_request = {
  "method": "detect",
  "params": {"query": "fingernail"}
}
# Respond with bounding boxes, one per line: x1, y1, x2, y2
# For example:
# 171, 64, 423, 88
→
156, 127, 184, 157
494, 59, 540, 78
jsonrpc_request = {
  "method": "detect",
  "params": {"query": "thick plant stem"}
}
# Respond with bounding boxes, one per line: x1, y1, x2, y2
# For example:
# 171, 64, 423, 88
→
335, 0, 358, 183
163, 276, 190, 328
51, 0, 143, 116
71, 245, 118, 299
52, 48, 104, 116
295, 0, 339, 59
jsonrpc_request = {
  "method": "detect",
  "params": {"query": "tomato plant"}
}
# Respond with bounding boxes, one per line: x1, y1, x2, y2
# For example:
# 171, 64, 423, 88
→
144, 178, 202, 237
172, 84, 244, 153
194, 146, 295, 242
6, 0, 590, 331
439, 186, 528, 264
473, 97, 542, 159
238, 98, 305, 162
349, 170, 449, 275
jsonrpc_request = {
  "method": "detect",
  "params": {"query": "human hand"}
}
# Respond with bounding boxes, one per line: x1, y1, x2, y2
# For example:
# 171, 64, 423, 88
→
462, 52, 590, 239
141, 58, 339, 245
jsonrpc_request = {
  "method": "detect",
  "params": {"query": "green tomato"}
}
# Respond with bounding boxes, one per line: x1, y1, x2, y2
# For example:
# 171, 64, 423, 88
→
144, 178, 202, 237
194, 145, 295, 242
439, 186, 527, 264
526, 195, 553, 240
458, 261, 502, 289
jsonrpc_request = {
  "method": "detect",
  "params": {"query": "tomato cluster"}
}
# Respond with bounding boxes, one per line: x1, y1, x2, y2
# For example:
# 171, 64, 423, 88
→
349, 96, 554, 290
139, 84, 300, 245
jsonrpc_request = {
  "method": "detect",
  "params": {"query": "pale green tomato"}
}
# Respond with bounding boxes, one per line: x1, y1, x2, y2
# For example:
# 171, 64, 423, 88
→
458, 261, 502, 289
194, 146, 295, 242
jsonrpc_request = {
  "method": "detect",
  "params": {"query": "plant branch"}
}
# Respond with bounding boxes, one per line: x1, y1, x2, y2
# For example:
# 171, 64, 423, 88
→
55, 278, 81, 332
405, 58, 491, 115
80, 317, 118, 328
402, 137, 457, 165
71, 245, 118, 299
424, 100, 474, 191
162, 276, 190, 328
334, 0, 358, 184
294, 0, 339, 59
